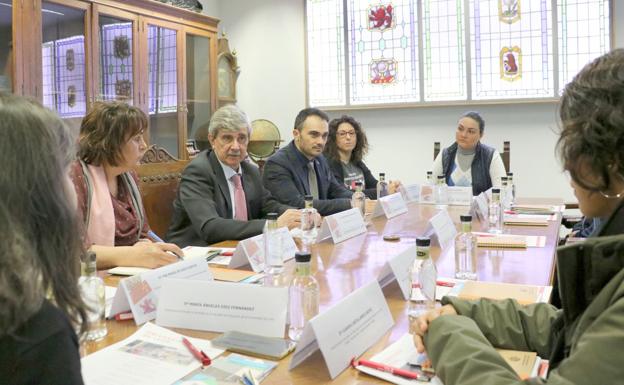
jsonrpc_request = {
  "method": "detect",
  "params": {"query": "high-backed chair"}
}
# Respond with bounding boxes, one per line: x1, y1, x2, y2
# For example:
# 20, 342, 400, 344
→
137, 145, 189, 238
434, 141, 510, 172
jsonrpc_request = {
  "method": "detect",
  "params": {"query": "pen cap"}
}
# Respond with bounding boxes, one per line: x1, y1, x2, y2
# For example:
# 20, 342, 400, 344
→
295, 251, 312, 263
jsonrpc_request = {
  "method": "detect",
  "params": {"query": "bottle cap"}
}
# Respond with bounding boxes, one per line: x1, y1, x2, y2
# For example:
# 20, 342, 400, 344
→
295, 252, 312, 263
266, 213, 278, 220
304, 195, 313, 201
437, 175, 444, 179
501, 176, 508, 181
492, 188, 501, 194
427, 171, 432, 175
355, 181, 362, 186
507, 172, 513, 176
379, 172, 385, 177
416, 237, 431, 247
460, 215, 472, 222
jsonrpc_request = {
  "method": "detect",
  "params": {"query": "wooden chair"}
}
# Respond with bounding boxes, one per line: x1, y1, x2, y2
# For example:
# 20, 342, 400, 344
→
137, 145, 189, 238
434, 141, 510, 172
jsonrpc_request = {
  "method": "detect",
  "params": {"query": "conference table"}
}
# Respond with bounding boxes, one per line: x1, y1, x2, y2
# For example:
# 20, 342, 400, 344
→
84, 198, 563, 384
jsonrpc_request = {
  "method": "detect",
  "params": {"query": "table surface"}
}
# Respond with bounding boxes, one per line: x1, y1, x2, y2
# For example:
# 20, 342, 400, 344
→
84, 199, 562, 384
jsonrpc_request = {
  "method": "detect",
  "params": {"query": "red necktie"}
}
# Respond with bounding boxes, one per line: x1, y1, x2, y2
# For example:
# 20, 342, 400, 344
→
231, 174, 248, 221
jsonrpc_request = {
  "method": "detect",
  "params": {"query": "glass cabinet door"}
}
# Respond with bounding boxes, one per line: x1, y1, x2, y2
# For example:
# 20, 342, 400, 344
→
0, 0, 13, 93
41, 1, 87, 126
97, 11, 136, 104
185, 31, 214, 152
146, 23, 180, 157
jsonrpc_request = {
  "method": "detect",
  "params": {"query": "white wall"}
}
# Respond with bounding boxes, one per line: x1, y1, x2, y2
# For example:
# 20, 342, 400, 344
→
217, 0, 624, 202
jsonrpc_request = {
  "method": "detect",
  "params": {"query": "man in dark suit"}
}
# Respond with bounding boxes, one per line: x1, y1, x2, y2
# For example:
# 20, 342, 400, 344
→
262, 108, 353, 216
166, 105, 301, 247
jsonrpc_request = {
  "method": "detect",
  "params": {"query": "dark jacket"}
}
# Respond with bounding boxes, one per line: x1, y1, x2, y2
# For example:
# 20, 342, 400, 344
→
262, 141, 353, 216
442, 142, 496, 195
327, 157, 379, 199
166, 150, 290, 246
424, 200, 624, 385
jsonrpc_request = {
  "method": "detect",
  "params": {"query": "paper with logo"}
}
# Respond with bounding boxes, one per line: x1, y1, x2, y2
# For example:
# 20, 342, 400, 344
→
419, 185, 435, 203
371, 192, 408, 219
447, 186, 472, 205
399, 183, 420, 203
427, 210, 457, 249
288, 280, 394, 379
81, 322, 225, 385
316, 207, 367, 244
156, 279, 288, 338
377, 245, 416, 300
108, 259, 212, 325
229, 226, 297, 272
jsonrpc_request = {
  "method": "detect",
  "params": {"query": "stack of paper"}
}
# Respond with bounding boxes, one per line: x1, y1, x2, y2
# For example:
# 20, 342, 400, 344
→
174, 353, 278, 384
510, 204, 563, 215
447, 281, 552, 305
476, 235, 527, 249
503, 215, 549, 227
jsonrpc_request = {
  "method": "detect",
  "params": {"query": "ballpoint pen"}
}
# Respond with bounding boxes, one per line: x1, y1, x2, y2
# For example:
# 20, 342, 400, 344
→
352, 357, 431, 381
148, 230, 183, 260
182, 337, 211, 366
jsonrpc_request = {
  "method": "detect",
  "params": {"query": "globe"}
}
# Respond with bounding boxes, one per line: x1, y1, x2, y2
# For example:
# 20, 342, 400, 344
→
248, 119, 281, 160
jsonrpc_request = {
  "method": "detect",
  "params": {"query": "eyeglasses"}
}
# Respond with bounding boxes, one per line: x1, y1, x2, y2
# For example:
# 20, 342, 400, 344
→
337, 131, 356, 138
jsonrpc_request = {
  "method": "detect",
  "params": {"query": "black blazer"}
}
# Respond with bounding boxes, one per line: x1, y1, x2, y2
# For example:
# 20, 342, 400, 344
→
166, 150, 290, 247
327, 157, 379, 199
262, 141, 353, 216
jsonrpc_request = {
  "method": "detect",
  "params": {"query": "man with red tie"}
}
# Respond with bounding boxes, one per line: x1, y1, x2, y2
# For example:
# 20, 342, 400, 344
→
167, 104, 301, 247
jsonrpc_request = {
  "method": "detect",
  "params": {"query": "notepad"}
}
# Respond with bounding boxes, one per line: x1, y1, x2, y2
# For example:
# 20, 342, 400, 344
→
504, 216, 549, 226
210, 267, 259, 282
477, 235, 527, 248
473, 232, 546, 248
448, 281, 552, 305
510, 204, 563, 215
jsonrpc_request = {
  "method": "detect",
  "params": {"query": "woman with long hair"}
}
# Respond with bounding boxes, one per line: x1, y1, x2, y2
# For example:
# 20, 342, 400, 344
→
0, 93, 88, 384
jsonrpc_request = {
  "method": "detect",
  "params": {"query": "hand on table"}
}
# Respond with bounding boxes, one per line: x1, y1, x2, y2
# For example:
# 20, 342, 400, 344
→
412, 305, 457, 354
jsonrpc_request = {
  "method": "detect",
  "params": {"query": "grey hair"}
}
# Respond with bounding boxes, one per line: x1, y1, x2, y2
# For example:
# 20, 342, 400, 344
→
208, 104, 252, 138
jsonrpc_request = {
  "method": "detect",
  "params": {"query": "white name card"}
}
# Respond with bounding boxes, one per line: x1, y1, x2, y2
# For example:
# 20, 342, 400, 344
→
156, 279, 288, 338
316, 207, 367, 244
471, 192, 489, 222
229, 227, 298, 272
289, 281, 394, 379
109, 259, 212, 325
399, 183, 420, 203
447, 186, 473, 205
428, 210, 457, 249
377, 245, 416, 300
419, 184, 435, 204
371, 193, 408, 219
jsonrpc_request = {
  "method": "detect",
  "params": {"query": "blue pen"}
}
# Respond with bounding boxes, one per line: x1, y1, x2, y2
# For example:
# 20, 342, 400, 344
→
147, 230, 164, 243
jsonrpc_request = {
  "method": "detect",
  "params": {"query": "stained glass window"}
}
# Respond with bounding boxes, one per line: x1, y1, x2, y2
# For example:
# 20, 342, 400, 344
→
55, 36, 87, 118
306, 0, 346, 106
557, 0, 610, 93
148, 25, 178, 114
100, 22, 133, 102
42, 42, 56, 111
470, 0, 553, 100
423, 0, 466, 101
347, 0, 419, 104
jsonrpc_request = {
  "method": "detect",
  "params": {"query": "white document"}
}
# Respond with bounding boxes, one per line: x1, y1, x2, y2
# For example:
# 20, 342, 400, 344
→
427, 210, 457, 249
419, 184, 435, 204
81, 322, 225, 385
399, 183, 420, 203
109, 259, 212, 324
289, 280, 394, 379
105, 286, 117, 319
183, 246, 236, 266
156, 279, 288, 338
411, 277, 461, 302
371, 193, 408, 219
472, 192, 489, 222
316, 207, 367, 244
229, 227, 297, 272
447, 186, 473, 206
377, 245, 416, 300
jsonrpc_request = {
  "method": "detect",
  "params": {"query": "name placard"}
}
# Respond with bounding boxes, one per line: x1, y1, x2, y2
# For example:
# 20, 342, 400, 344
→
156, 279, 288, 338
371, 193, 408, 219
471, 192, 489, 222
427, 209, 457, 249
229, 227, 298, 272
419, 185, 435, 204
376, 245, 416, 300
399, 183, 420, 203
289, 281, 394, 379
316, 208, 367, 244
109, 259, 212, 325
447, 186, 473, 205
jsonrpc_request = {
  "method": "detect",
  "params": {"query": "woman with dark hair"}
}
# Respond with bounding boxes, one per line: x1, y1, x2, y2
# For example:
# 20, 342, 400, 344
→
70, 101, 183, 269
413, 50, 624, 384
325, 115, 400, 199
0, 93, 87, 384
432, 111, 507, 195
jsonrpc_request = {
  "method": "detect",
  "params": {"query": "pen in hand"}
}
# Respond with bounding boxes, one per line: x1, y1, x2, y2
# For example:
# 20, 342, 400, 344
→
147, 230, 183, 260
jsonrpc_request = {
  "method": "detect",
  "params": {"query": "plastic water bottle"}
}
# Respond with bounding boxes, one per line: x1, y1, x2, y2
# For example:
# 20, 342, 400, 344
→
489, 188, 503, 234
377, 172, 389, 198
435, 175, 448, 207
501, 176, 511, 210
426, 171, 433, 185
351, 181, 365, 216
79, 251, 107, 341
408, 237, 437, 334
263, 213, 283, 279
300, 195, 317, 250
288, 252, 319, 341
454, 215, 477, 280
507, 172, 516, 206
